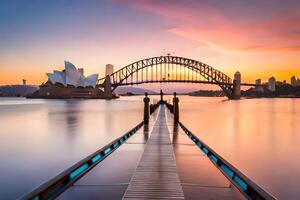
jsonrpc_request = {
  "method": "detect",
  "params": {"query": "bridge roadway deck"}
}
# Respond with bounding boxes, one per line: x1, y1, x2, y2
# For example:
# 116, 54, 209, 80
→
59, 105, 245, 200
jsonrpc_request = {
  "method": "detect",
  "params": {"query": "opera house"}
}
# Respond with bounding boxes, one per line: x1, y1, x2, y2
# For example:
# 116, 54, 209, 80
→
29, 61, 105, 99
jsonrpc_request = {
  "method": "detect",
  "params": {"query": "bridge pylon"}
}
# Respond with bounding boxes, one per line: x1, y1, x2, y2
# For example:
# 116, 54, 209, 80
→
231, 71, 241, 99
103, 75, 113, 99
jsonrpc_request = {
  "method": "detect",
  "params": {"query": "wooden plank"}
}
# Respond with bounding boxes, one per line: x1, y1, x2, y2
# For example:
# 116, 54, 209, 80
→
123, 105, 184, 199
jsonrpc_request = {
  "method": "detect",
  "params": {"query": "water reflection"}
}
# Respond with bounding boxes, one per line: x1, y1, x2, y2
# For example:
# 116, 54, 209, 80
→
143, 125, 149, 142
105, 100, 113, 136
172, 122, 179, 144
1, 96, 300, 199
232, 100, 240, 152
63, 101, 81, 136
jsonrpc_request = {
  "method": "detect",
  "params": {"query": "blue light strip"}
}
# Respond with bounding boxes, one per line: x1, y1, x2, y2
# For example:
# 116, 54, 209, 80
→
104, 147, 111, 155
113, 142, 119, 148
196, 142, 202, 148
202, 147, 209, 155
209, 154, 218, 164
69, 164, 89, 179
234, 175, 248, 191
91, 154, 102, 163
220, 164, 234, 178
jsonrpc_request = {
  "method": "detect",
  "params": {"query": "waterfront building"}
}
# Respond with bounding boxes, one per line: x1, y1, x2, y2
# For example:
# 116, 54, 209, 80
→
291, 76, 297, 87
268, 76, 276, 92
254, 79, 264, 93
28, 61, 105, 99
283, 80, 286, 84
46, 61, 98, 88
255, 79, 261, 85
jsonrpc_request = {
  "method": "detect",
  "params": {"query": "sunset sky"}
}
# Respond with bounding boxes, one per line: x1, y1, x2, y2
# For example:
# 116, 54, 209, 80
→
1, 0, 300, 87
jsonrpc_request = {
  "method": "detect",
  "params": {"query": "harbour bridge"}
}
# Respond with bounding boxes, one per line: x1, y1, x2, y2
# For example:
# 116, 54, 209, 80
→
98, 55, 258, 99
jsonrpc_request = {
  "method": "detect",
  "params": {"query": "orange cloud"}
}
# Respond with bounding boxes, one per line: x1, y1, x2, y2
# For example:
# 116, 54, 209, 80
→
119, 0, 300, 52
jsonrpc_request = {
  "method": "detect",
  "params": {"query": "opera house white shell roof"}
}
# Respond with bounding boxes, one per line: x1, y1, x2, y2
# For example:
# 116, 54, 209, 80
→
47, 61, 98, 88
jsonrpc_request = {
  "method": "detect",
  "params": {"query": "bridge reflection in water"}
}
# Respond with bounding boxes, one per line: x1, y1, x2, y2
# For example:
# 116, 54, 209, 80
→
20, 99, 277, 200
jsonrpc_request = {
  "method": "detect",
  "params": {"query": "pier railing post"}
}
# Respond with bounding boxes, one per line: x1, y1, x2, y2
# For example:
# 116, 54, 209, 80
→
159, 90, 164, 104
173, 92, 179, 122
144, 92, 150, 124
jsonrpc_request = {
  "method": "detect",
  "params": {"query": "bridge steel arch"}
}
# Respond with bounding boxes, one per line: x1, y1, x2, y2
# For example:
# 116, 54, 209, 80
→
99, 56, 238, 99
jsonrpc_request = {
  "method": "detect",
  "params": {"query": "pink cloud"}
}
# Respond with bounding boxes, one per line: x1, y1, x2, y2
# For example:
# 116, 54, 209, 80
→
117, 0, 300, 52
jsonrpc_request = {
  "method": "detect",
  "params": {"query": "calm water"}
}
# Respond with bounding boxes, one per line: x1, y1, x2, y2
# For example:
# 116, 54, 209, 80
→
0, 96, 299, 199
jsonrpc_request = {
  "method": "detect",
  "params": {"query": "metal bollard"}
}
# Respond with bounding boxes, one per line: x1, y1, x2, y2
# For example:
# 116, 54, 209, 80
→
173, 92, 179, 122
159, 90, 164, 104
144, 92, 150, 124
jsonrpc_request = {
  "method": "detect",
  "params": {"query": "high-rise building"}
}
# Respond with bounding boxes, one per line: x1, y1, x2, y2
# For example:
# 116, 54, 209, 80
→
254, 79, 264, 93
22, 79, 26, 85
291, 76, 297, 87
255, 79, 261, 85
268, 76, 276, 92
105, 64, 114, 76
297, 78, 300, 86
283, 80, 286, 84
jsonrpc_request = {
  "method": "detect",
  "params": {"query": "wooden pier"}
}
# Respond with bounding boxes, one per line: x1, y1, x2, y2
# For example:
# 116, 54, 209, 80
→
57, 105, 245, 199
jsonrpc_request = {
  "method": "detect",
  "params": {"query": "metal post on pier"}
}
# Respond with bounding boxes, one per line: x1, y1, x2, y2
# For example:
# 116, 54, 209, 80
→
144, 92, 150, 124
160, 90, 164, 104
173, 92, 179, 122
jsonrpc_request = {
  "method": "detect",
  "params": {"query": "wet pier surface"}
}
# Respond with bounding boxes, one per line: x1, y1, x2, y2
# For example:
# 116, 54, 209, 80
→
123, 106, 184, 199
59, 105, 245, 200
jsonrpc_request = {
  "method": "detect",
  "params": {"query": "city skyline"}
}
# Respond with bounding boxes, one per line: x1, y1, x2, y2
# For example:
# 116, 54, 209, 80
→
1, 0, 300, 85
